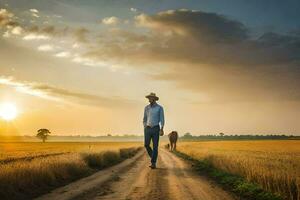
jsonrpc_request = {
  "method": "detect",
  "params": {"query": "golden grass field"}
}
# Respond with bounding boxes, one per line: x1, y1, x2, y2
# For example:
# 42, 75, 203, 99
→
0, 142, 141, 200
0, 142, 140, 162
1, 140, 299, 200
177, 140, 300, 200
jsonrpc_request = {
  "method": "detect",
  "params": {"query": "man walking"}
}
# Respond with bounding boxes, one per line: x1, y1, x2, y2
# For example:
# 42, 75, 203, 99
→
143, 92, 165, 169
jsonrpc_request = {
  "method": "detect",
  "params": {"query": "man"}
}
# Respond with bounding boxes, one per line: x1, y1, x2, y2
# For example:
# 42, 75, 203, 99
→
143, 92, 165, 169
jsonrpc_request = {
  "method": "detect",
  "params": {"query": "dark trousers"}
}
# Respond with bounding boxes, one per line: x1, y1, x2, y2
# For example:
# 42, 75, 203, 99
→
144, 125, 160, 164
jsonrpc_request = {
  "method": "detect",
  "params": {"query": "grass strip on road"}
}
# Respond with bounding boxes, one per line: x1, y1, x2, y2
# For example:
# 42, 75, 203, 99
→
82, 147, 142, 169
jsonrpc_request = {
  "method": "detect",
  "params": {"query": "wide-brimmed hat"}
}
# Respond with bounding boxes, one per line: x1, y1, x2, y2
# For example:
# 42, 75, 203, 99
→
145, 92, 159, 100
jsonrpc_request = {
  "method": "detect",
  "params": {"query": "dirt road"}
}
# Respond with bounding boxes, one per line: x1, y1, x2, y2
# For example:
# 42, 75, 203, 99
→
36, 148, 235, 200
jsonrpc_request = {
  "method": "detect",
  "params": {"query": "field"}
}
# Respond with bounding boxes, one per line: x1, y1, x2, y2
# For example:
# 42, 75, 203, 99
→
0, 142, 142, 200
1, 140, 299, 200
176, 140, 300, 200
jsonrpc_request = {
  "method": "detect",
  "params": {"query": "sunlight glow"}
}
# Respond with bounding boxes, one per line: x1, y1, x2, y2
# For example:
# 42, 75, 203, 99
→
0, 102, 18, 121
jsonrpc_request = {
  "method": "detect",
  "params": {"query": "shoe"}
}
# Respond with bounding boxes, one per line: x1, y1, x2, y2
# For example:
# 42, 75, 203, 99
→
149, 164, 156, 169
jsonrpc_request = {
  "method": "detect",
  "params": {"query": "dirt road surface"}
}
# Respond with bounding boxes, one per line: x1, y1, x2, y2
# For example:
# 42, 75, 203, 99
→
36, 148, 235, 200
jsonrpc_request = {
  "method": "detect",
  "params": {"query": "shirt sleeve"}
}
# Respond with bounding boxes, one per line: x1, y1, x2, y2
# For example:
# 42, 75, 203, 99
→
143, 106, 147, 127
160, 106, 165, 128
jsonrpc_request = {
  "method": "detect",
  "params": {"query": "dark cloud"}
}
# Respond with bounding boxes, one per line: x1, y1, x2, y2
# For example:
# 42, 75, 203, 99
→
26, 25, 70, 37
74, 27, 89, 43
81, 9, 300, 102
0, 8, 19, 28
27, 25, 55, 35
135, 9, 248, 43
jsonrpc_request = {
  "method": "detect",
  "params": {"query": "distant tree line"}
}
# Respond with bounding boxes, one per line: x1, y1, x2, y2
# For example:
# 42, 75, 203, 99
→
181, 132, 300, 140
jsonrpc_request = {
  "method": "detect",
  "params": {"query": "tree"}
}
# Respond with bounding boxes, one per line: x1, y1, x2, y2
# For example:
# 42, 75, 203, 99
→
219, 132, 225, 137
183, 132, 193, 138
36, 129, 51, 142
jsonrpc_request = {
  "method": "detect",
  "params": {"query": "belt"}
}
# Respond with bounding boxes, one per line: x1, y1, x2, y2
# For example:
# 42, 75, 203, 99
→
146, 125, 159, 128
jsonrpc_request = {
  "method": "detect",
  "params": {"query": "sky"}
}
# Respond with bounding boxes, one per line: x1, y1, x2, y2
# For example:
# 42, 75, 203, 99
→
0, 0, 300, 136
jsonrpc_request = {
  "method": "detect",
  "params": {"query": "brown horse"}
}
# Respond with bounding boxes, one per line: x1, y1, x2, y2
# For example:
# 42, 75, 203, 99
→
168, 131, 178, 151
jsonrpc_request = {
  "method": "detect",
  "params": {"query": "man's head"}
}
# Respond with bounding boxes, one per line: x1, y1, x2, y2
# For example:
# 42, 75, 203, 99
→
148, 97, 156, 104
145, 92, 159, 105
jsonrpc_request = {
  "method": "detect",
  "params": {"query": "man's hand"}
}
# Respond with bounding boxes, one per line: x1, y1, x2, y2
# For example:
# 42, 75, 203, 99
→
159, 128, 164, 136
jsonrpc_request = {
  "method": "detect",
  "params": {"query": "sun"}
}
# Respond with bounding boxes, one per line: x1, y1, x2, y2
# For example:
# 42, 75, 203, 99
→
0, 102, 18, 121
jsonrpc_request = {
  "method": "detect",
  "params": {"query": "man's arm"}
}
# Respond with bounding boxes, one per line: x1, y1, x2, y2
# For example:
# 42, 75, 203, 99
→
160, 106, 165, 129
143, 106, 147, 127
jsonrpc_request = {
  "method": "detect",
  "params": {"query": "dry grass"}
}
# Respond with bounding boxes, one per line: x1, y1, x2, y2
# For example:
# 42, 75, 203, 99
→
0, 142, 141, 200
177, 140, 300, 200
0, 142, 140, 161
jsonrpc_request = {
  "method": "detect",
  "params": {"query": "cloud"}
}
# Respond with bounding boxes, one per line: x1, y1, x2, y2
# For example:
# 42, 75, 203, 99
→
135, 9, 248, 42
29, 9, 39, 13
0, 76, 57, 101
84, 9, 251, 66
37, 44, 55, 51
74, 27, 89, 43
79, 9, 300, 102
55, 51, 71, 58
2, 31, 10, 38
27, 25, 57, 36
130, 8, 137, 12
31, 13, 40, 18
2, 26, 23, 37
102, 16, 120, 25
29, 9, 39, 18
0, 76, 136, 107
2, 8, 299, 102
0, 8, 18, 28
72, 55, 101, 67
1, 9, 67, 40
53, 14, 62, 18
22, 25, 67, 40
0, 9, 22, 37
1, 8, 68, 40
72, 43, 80, 48
0, 9, 13, 24
23, 33, 50, 40
11, 26, 23, 35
